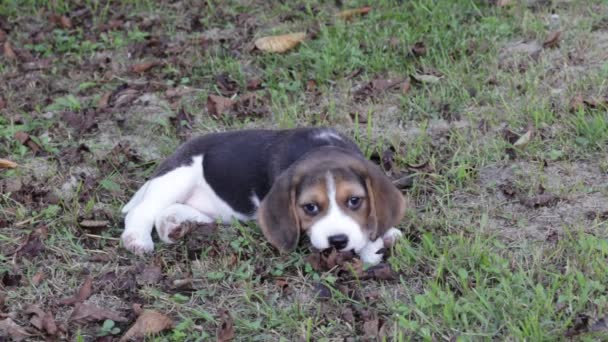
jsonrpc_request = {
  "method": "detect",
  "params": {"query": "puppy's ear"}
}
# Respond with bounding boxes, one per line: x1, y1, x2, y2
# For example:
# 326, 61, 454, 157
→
257, 171, 301, 252
363, 160, 406, 240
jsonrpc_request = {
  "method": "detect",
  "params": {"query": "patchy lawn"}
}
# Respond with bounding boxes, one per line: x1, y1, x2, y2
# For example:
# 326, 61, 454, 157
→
1, 0, 608, 340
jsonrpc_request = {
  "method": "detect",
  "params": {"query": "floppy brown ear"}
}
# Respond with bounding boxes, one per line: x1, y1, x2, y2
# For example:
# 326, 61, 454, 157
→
364, 160, 406, 240
257, 171, 301, 252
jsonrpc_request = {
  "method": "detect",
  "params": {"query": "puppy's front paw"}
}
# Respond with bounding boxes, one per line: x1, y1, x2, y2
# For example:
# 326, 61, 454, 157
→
382, 227, 403, 248
358, 238, 384, 266
121, 232, 154, 255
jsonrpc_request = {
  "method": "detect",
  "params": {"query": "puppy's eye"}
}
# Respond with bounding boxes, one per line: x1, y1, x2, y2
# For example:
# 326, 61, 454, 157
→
302, 203, 320, 216
347, 196, 362, 210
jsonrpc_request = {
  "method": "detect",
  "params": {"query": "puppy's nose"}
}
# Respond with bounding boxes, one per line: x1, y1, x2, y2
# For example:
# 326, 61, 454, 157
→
328, 234, 348, 250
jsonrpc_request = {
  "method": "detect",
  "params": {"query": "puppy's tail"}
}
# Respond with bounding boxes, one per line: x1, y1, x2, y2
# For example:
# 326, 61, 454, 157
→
121, 181, 150, 214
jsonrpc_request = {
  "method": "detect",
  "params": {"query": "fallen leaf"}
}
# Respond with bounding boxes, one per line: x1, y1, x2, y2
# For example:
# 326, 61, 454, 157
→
519, 192, 558, 208
61, 110, 97, 135
97, 92, 112, 109
119, 310, 172, 342
336, 7, 372, 20
230, 92, 269, 119
495, 0, 512, 7
411, 41, 427, 57
136, 264, 162, 284
411, 73, 442, 84
170, 106, 194, 139
69, 303, 127, 323
59, 275, 93, 305
78, 220, 109, 229
0, 318, 32, 341
363, 318, 380, 340
207, 94, 235, 118
215, 72, 239, 96
246, 78, 263, 91
131, 61, 159, 73
392, 172, 415, 190
0, 158, 18, 169
254, 32, 306, 53
402, 79, 411, 95
216, 309, 235, 342
0, 96, 5, 109
60, 15, 72, 29
363, 263, 396, 281
3, 41, 16, 60
513, 128, 534, 147
25, 305, 58, 336
31, 271, 45, 286
313, 282, 332, 300
543, 30, 561, 49
13, 131, 42, 154
565, 313, 590, 337
8, 229, 45, 258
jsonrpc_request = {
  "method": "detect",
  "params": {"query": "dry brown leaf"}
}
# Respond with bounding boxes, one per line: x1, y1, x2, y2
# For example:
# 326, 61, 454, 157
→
254, 32, 306, 53
13, 131, 42, 154
3, 41, 16, 60
411, 41, 427, 57
31, 271, 45, 286
59, 275, 93, 305
402, 80, 411, 95
411, 73, 442, 84
336, 6, 372, 20
216, 309, 235, 342
0, 158, 18, 169
79, 220, 109, 229
207, 94, 235, 118
543, 30, 561, 49
8, 229, 45, 258
0, 96, 5, 109
496, 0, 512, 7
247, 78, 263, 91
25, 305, 58, 336
131, 61, 159, 73
119, 310, 173, 342
60, 15, 72, 29
0, 317, 32, 341
513, 129, 534, 147
69, 303, 127, 323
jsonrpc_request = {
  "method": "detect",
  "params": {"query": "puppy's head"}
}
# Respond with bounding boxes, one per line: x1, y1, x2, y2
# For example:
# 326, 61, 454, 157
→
258, 147, 406, 253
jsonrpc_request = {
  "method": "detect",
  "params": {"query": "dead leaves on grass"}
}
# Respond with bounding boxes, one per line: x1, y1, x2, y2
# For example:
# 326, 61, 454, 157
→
0, 158, 18, 169
69, 303, 128, 324
0, 317, 33, 341
542, 30, 561, 49
120, 308, 173, 341
254, 32, 306, 53
24, 305, 58, 336
59, 276, 93, 305
216, 309, 235, 342
207, 92, 268, 119
336, 6, 372, 20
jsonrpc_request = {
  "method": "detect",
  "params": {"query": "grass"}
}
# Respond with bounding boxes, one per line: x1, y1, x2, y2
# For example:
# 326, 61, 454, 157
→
1, 0, 608, 340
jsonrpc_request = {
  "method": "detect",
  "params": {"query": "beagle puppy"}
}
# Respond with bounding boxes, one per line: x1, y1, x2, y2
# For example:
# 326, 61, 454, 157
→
120, 127, 406, 265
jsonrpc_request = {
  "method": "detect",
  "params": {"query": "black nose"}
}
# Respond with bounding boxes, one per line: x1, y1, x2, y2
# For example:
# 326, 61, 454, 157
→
328, 234, 349, 250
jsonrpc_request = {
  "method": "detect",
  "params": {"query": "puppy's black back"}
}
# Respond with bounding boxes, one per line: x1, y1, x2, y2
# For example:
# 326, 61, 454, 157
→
152, 127, 362, 215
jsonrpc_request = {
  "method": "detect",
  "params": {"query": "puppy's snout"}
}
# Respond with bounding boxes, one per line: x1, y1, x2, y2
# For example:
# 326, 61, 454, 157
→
328, 234, 348, 250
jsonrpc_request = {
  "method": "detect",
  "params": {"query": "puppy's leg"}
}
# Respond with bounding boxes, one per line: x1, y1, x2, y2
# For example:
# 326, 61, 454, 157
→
358, 237, 384, 265
121, 159, 201, 254
155, 204, 213, 243
382, 227, 403, 247
358, 228, 403, 265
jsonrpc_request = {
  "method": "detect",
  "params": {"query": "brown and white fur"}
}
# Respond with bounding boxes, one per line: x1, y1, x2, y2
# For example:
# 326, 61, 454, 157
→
120, 127, 406, 265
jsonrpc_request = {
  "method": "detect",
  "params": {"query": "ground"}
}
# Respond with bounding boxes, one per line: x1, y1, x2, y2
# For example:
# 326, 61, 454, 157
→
1, 0, 608, 341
